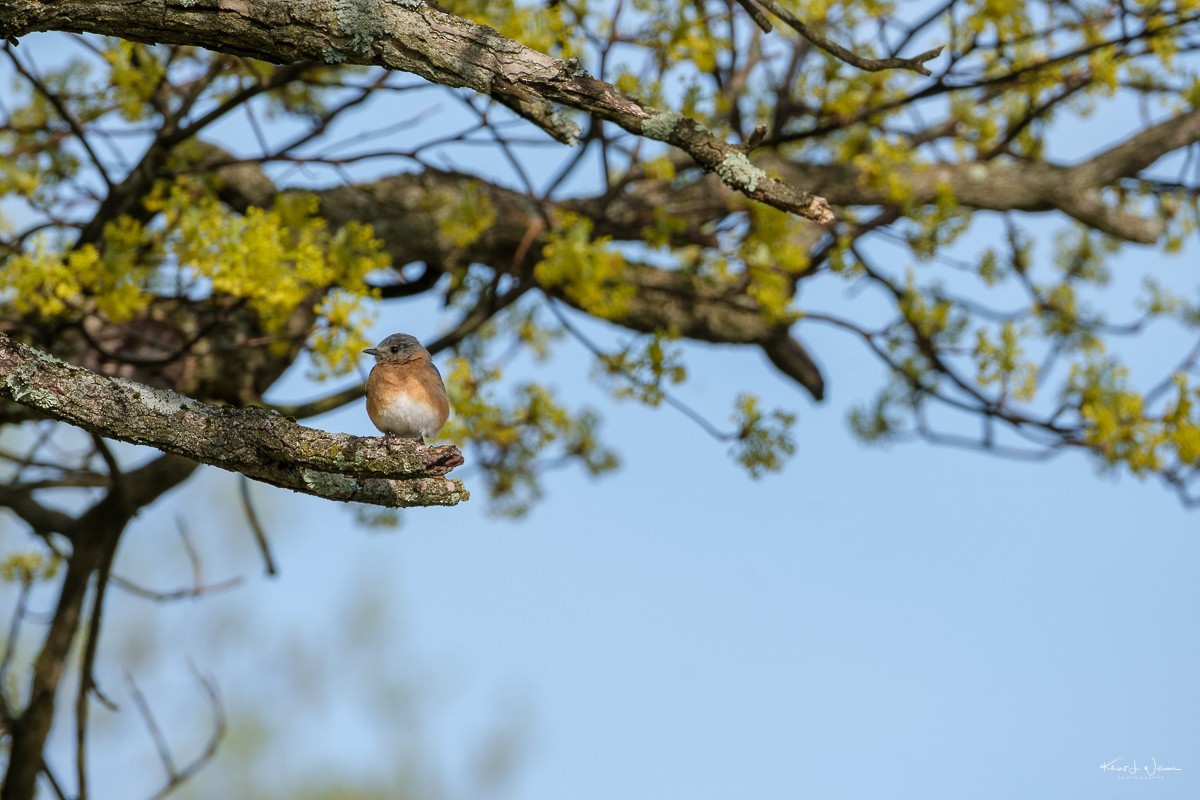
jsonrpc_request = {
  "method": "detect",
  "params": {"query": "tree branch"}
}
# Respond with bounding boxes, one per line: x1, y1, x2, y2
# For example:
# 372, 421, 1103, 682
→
1075, 105, 1200, 187
741, 0, 944, 75
1, 548, 95, 800
0, 486, 77, 534
311, 168, 827, 397
0, 334, 468, 508
0, 0, 835, 223
769, 157, 1167, 244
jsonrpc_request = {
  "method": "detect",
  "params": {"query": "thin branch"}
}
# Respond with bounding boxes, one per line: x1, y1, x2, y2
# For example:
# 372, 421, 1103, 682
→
74, 438, 123, 799
0, 578, 34, 717
546, 298, 737, 442
120, 661, 227, 800
731, 0, 773, 34
0, 0, 835, 223
124, 669, 176, 780
175, 517, 205, 598
2, 43, 114, 187
144, 662, 226, 800
742, 0, 945, 74
110, 574, 242, 603
886, 0, 956, 58
239, 477, 277, 577
36, 761, 68, 800
110, 514, 243, 603
261, 384, 366, 421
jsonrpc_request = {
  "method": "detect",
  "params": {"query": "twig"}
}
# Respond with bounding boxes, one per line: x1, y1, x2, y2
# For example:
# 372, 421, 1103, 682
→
3, 43, 114, 187
109, 574, 243, 602
175, 517, 204, 594
131, 661, 226, 800
125, 669, 176, 780
0, 578, 34, 716
76, 439, 125, 799
239, 476, 278, 577
740, 0, 944, 74
546, 298, 737, 442
732, 0, 773, 33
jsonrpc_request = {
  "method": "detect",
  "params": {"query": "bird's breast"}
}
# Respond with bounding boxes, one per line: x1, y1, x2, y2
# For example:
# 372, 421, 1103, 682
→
366, 363, 450, 438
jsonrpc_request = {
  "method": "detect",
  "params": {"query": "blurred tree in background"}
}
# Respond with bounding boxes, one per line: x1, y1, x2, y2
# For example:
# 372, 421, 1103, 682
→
1, 0, 1200, 796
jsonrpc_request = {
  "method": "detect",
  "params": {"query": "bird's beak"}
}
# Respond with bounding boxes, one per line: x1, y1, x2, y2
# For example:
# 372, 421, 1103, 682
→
362, 347, 379, 357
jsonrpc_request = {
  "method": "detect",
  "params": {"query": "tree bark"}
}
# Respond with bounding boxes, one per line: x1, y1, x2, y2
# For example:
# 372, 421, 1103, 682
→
0, 0, 834, 223
0, 334, 468, 507
1, 453, 200, 800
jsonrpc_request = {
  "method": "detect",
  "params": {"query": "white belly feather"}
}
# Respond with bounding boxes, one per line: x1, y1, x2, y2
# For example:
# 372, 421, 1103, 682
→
375, 394, 444, 438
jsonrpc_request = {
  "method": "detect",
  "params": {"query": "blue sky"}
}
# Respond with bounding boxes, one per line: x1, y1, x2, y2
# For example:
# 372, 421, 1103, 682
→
78, 306, 1199, 799
0, 22, 1198, 800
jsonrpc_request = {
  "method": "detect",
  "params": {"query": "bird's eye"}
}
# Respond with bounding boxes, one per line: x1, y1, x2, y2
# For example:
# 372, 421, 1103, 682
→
390, 345, 399, 353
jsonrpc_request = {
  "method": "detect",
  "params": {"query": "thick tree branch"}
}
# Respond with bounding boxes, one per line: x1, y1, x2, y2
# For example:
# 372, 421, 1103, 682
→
311, 168, 827, 398
770, 158, 1165, 244
0, 486, 76, 534
0, 0, 835, 223
2, 535, 106, 800
1, 452, 200, 800
1075, 105, 1200, 187
0, 334, 468, 508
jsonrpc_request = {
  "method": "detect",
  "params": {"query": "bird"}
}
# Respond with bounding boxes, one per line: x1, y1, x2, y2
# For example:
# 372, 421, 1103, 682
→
362, 333, 450, 443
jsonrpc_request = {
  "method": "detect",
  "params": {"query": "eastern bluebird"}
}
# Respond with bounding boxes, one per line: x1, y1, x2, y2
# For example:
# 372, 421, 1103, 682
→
362, 333, 450, 443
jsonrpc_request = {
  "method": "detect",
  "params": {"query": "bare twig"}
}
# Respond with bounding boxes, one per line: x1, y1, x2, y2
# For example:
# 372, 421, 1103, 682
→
742, 0, 944, 74
124, 669, 176, 780
2, 43, 114, 187
239, 477, 278, 577
147, 662, 226, 800
546, 298, 738, 442
110, 574, 243, 603
124, 661, 226, 800
0, 578, 34, 718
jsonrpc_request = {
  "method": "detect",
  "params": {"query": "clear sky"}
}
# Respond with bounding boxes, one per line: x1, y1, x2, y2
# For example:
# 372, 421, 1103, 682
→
91, 316, 1199, 800
1, 23, 1197, 800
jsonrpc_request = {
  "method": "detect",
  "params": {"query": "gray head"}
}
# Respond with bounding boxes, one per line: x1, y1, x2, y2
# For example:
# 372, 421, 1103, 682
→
363, 333, 427, 363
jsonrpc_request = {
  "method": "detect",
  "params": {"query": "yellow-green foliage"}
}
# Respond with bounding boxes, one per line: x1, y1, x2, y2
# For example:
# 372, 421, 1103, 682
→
905, 185, 971, 258
977, 249, 1005, 286
3, 0, 1199, 502
0, 217, 153, 322
849, 382, 906, 443
101, 41, 167, 122
973, 322, 1038, 402
738, 206, 810, 324
436, 181, 497, 250
1069, 361, 1200, 475
897, 271, 965, 345
154, 183, 388, 378
440, 0, 584, 57
428, 184, 500, 306
535, 212, 634, 320
1163, 374, 1200, 466
1054, 227, 1115, 285
0, 549, 60, 584
0, 178, 389, 380
464, 0, 1200, 499
596, 333, 687, 406
440, 354, 618, 515
730, 394, 796, 477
